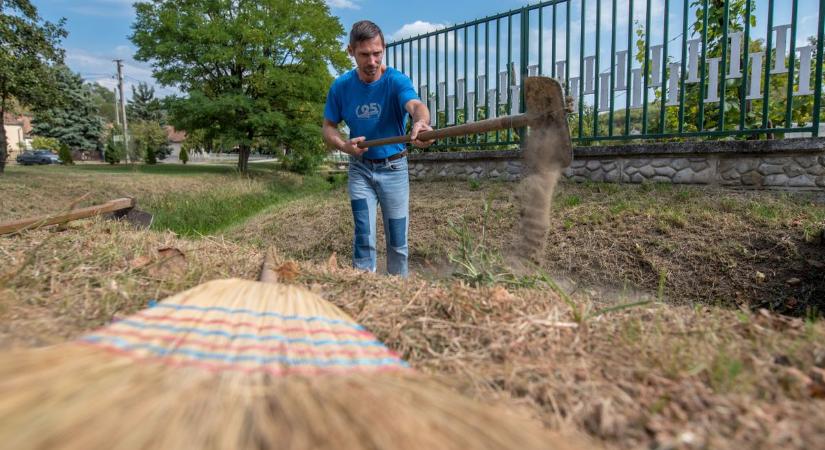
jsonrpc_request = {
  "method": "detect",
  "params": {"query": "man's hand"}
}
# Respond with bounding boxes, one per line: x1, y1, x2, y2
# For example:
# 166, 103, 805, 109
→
341, 136, 368, 156
410, 120, 434, 148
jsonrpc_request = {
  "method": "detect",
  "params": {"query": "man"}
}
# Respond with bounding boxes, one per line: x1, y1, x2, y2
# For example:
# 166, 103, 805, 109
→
323, 20, 433, 277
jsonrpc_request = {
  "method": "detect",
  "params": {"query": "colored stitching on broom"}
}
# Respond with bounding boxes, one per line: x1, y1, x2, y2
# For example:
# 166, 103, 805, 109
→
83, 335, 409, 368
81, 341, 412, 376
151, 303, 365, 329
103, 321, 386, 347
132, 313, 374, 338
93, 329, 403, 359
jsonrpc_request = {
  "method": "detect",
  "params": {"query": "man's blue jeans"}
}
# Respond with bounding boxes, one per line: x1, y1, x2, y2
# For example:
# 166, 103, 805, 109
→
348, 154, 409, 276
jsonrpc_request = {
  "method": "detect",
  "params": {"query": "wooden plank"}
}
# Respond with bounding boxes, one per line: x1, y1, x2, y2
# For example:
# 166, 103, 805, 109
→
0, 198, 135, 236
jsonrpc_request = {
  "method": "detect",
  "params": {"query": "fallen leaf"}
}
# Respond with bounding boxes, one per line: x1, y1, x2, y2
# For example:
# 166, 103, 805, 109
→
809, 368, 825, 398
148, 247, 187, 278
129, 255, 152, 270
755, 271, 766, 282
786, 277, 801, 286
275, 261, 301, 282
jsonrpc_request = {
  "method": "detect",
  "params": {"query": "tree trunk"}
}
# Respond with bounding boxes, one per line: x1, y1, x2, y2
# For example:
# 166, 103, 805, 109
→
0, 94, 7, 175
237, 130, 254, 174
238, 143, 250, 174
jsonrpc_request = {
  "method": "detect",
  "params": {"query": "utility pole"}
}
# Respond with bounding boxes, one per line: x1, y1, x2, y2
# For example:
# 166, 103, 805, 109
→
114, 59, 130, 163
113, 86, 121, 126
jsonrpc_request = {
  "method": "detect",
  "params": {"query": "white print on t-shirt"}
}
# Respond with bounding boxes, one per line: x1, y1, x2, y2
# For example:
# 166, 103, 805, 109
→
355, 103, 382, 120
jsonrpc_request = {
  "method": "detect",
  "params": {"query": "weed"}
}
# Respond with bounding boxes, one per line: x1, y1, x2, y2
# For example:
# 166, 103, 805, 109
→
707, 351, 744, 393
748, 202, 781, 221
561, 194, 581, 208
468, 178, 481, 191
657, 269, 667, 302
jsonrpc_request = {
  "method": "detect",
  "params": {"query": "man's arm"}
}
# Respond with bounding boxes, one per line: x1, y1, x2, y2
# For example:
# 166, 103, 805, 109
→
405, 100, 434, 148
323, 119, 367, 156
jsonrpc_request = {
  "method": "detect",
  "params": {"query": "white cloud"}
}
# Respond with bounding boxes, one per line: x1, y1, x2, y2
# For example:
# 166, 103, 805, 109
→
390, 21, 448, 41
326, 0, 360, 10
63, 48, 177, 99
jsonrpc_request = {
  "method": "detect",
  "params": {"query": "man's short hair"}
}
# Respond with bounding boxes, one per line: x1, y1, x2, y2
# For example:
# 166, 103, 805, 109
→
349, 20, 384, 48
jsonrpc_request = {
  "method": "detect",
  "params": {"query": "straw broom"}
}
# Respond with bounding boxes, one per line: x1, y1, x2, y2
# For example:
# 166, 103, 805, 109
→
0, 250, 581, 450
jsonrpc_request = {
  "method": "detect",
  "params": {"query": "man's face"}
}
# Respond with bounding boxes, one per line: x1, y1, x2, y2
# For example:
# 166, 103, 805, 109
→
349, 36, 384, 82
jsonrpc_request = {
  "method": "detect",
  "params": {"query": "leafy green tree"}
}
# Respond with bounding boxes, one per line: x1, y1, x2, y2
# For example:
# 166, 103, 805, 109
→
130, 119, 167, 164
131, 0, 350, 174
127, 82, 164, 123
88, 83, 119, 124
31, 136, 60, 152
0, 0, 67, 173
178, 145, 188, 164
32, 66, 105, 152
58, 142, 73, 165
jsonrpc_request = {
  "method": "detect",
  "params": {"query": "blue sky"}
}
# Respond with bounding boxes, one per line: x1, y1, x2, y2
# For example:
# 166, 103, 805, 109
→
33, 0, 817, 99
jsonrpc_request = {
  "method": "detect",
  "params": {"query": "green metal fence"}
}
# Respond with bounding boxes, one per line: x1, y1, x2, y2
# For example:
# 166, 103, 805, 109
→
385, 0, 825, 149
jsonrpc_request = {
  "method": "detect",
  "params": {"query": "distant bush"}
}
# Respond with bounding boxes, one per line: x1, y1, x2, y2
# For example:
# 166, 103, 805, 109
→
281, 148, 325, 175
31, 136, 61, 152
105, 137, 124, 164
58, 143, 74, 165
179, 147, 189, 164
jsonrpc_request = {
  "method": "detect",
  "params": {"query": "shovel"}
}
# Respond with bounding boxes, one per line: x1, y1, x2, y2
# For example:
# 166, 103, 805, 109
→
0, 198, 154, 236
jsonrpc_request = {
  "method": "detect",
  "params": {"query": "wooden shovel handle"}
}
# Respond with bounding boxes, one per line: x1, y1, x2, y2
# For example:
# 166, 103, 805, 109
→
0, 198, 135, 236
357, 113, 532, 148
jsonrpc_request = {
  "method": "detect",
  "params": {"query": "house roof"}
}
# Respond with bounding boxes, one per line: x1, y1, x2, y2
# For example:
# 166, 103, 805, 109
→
165, 126, 186, 143
3, 113, 33, 135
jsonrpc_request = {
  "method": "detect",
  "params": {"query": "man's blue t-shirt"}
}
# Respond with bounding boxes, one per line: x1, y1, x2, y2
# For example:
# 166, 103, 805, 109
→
324, 67, 419, 160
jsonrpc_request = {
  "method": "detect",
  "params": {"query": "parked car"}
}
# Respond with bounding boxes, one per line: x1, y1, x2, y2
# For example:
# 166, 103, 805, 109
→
16, 150, 61, 165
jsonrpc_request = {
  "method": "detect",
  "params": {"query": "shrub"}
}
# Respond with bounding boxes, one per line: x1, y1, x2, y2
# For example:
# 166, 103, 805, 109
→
58, 143, 74, 165
179, 147, 189, 164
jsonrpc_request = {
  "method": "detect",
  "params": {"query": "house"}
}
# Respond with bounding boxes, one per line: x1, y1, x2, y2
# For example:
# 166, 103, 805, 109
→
164, 125, 186, 161
3, 113, 32, 163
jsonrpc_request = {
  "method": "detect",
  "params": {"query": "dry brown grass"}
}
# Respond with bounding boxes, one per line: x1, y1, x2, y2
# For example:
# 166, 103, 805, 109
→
2, 168, 824, 449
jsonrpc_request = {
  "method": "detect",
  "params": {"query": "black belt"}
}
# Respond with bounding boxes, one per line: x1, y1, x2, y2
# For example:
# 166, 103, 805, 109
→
362, 151, 407, 163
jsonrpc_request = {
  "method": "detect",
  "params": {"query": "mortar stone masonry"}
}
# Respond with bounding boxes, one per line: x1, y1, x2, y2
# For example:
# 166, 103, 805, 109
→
406, 138, 825, 189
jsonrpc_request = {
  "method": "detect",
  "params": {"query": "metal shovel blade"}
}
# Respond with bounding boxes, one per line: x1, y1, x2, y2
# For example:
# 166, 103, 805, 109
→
106, 208, 154, 230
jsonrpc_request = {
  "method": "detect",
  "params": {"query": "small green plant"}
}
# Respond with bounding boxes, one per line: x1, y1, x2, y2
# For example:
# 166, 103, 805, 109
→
57, 143, 74, 165
468, 177, 481, 191
178, 147, 189, 164
657, 268, 667, 301
707, 351, 744, 393
144, 145, 157, 164
561, 194, 581, 207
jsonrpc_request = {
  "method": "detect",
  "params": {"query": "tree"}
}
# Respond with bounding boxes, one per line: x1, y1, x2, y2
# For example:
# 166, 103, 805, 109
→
32, 66, 105, 152
130, 119, 168, 164
0, 0, 67, 174
88, 83, 119, 124
126, 82, 164, 123
178, 145, 188, 164
131, 0, 350, 174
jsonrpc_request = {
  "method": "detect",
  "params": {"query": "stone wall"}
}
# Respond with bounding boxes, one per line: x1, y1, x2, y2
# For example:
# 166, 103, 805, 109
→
407, 138, 825, 189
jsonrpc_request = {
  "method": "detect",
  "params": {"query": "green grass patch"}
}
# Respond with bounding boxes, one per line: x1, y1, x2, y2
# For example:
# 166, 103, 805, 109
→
148, 174, 337, 236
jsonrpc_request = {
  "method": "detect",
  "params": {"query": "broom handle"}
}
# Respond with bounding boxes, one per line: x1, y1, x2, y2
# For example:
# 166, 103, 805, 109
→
259, 247, 280, 284
0, 198, 135, 236
357, 113, 531, 148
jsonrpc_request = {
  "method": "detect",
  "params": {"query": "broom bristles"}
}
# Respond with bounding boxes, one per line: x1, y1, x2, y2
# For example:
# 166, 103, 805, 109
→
0, 279, 583, 449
